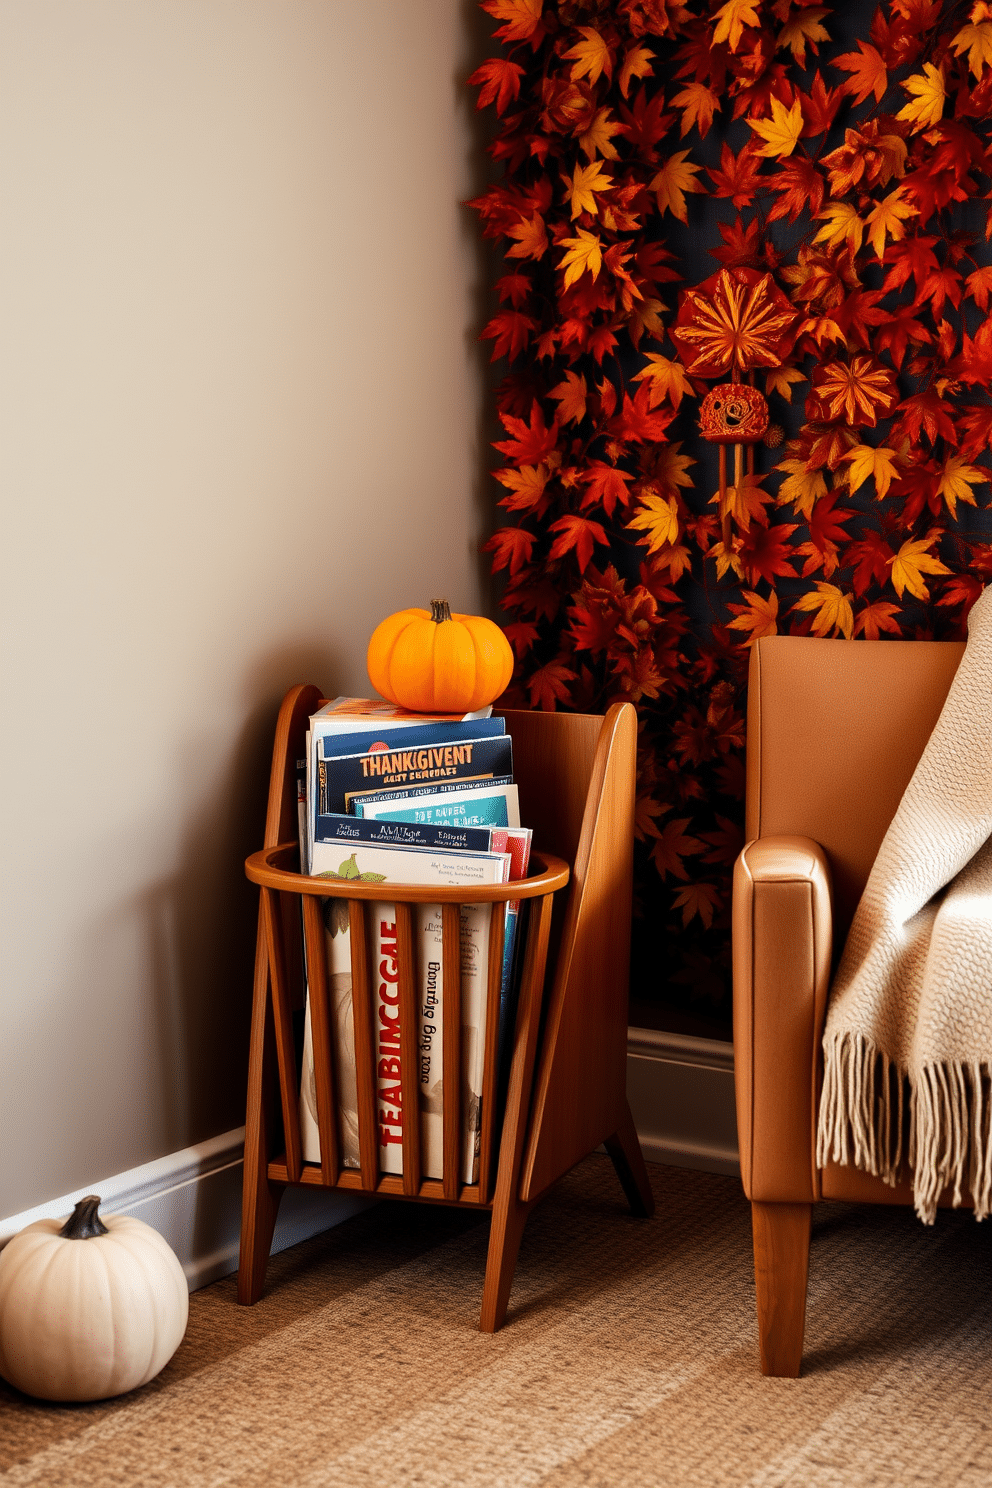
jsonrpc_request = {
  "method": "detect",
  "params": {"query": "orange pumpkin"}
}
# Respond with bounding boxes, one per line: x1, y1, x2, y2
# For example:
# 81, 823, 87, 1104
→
367, 600, 514, 714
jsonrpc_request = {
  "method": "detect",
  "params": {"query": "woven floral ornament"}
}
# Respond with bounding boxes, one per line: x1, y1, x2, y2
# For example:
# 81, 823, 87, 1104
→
670, 267, 798, 379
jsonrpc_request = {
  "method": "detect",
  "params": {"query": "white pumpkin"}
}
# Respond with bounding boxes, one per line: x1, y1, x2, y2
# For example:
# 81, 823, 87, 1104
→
0, 1195, 189, 1401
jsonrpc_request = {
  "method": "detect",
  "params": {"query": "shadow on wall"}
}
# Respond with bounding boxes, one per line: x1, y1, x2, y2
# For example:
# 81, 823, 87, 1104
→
141, 644, 340, 1159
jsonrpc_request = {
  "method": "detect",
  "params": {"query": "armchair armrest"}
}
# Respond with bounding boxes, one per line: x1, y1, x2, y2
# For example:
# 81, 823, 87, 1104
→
733, 836, 833, 1204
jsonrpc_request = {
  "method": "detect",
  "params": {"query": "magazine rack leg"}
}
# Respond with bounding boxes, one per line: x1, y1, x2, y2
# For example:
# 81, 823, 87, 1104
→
604, 1099, 655, 1218
479, 893, 553, 1333
238, 917, 285, 1305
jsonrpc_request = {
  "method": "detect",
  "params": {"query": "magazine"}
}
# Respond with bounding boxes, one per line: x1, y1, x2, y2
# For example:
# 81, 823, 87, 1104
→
317, 733, 514, 819
304, 839, 511, 1180
351, 780, 520, 830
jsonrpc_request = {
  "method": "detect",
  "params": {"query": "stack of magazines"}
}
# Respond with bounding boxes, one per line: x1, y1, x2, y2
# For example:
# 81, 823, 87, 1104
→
295, 697, 532, 1186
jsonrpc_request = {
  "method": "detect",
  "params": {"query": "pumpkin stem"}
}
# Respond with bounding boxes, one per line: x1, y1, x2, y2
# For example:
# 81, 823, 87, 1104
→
59, 1196, 109, 1240
429, 599, 452, 624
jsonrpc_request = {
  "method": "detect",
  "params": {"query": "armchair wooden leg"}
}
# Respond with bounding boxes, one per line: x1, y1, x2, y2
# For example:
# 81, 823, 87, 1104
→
604, 1100, 655, 1217
751, 1200, 811, 1377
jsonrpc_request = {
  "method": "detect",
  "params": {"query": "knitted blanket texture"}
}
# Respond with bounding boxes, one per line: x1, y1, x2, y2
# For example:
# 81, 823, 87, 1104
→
816, 585, 992, 1223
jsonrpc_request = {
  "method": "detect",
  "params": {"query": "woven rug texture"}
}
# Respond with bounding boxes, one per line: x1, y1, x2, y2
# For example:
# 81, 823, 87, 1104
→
2, 1158, 990, 1487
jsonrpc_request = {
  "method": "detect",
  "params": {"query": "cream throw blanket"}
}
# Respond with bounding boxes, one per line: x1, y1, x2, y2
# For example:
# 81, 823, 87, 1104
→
816, 584, 992, 1223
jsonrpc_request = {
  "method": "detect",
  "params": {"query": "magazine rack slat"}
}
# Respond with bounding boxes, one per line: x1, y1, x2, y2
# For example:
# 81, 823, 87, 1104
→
238, 685, 654, 1330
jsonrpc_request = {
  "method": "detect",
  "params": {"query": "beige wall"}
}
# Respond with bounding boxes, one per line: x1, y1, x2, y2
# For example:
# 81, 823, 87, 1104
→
1, 0, 494, 1216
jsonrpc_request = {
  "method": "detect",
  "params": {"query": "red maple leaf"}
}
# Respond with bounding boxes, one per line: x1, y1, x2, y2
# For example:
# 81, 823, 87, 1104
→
799, 72, 842, 135
581, 461, 634, 517
881, 236, 940, 296
548, 514, 610, 572
609, 383, 674, 444
873, 310, 932, 370
912, 265, 963, 318
617, 87, 674, 158
955, 319, 992, 387
848, 530, 896, 595
894, 392, 958, 448
766, 157, 825, 224
958, 404, 992, 460
493, 400, 560, 464
481, 309, 537, 362
709, 217, 768, 269
707, 143, 764, 210
484, 525, 536, 575
527, 660, 577, 711
467, 58, 525, 116
807, 493, 857, 553
737, 522, 800, 585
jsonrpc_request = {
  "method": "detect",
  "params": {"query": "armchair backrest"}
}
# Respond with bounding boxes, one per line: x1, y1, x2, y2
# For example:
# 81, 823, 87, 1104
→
746, 636, 964, 940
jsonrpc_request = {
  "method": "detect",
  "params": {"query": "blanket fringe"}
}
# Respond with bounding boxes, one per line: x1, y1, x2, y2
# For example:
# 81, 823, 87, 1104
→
817, 1031, 992, 1224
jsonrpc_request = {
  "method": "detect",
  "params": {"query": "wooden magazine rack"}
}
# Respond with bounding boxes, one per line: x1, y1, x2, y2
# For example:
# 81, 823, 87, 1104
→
238, 684, 654, 1331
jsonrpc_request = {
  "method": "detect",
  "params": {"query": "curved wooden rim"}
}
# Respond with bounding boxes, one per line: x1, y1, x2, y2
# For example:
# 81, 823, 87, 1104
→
245, 844, 570, 902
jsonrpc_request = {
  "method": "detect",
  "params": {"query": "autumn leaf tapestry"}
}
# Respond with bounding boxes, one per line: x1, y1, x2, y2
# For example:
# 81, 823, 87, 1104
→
468, 0, 992, 1032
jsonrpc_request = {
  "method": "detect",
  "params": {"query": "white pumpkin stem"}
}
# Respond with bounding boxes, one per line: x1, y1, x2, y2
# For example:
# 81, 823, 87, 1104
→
429, 599, 452, 624
60, 1195, 109, 1240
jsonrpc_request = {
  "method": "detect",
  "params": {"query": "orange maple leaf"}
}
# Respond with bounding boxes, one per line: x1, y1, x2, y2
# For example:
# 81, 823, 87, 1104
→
481, 0, 545, 46
563, 26, 613, 85
564, 159, 614, 219
833, 41, 888, 104
578, 107, 622, 162
619, 43, 655, 97
548, 371, 588, 425
633, 354, 694, 411
493, 463, 548, 512
855, 600, 902, 639
558, 228, 603, 289
505, 212, 548, 261
777, 7, 831, 64
712, 0, 761, 52
888, 536, 951, 600
671, 81, 720, 139
649, 151, 705, 223
581, 461, 634, 516
727, 589, 779, 644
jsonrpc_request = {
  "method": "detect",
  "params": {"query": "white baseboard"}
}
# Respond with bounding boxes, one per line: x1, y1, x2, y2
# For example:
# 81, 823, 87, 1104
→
626, 1027, 739, 1176
0, 1029, 738, 1294
0, 1130, 371, 1293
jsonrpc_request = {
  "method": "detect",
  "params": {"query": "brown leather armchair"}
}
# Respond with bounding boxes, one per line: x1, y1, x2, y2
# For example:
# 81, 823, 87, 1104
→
733, 633, 966, 1377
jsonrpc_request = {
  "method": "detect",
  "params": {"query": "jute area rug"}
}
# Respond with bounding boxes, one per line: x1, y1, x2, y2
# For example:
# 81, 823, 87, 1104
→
2, 1158, 990, 1487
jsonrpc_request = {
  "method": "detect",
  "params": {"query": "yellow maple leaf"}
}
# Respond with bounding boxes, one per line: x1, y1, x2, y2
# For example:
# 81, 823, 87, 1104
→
778, 7, 831, 63
628, 491, 680, 553
888, 537, 951, 600
951, 19, 992, 78
618, 44, 655, 98
727, 588, 779, 645
748, 96, 805, 159
671, 81, 721, 138
713, 0, 761, 52
563, 26, 613, 85
813, 201, 865, 254
564, 160, 613, 219
505, 211, 548, 261
633, 354, 694, 410
896, 63, 946, 132
765, 365, 807, 402
493, 463, 548, 510
936, 456, 987, 518
578, 107, 621, 162
793, 582, 855, 638
775, 457, 827, 517
654, 441, 696, 496
843, 444, 899, 499
559, 228, 603, 289
649, 151, 705, 223
549, 371, 588, 425
672, 881, 721, 928
866, 186, 917, 260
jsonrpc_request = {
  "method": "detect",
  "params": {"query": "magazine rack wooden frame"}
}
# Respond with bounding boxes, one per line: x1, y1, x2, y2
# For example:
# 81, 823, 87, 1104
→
238, 685, 654, 1331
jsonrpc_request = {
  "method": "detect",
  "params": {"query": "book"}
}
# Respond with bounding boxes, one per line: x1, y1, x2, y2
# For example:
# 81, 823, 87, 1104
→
351, 779, 520, 829
317, 733, 514, 818
306, 698, 494, 874
307, 839, 511, 1180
